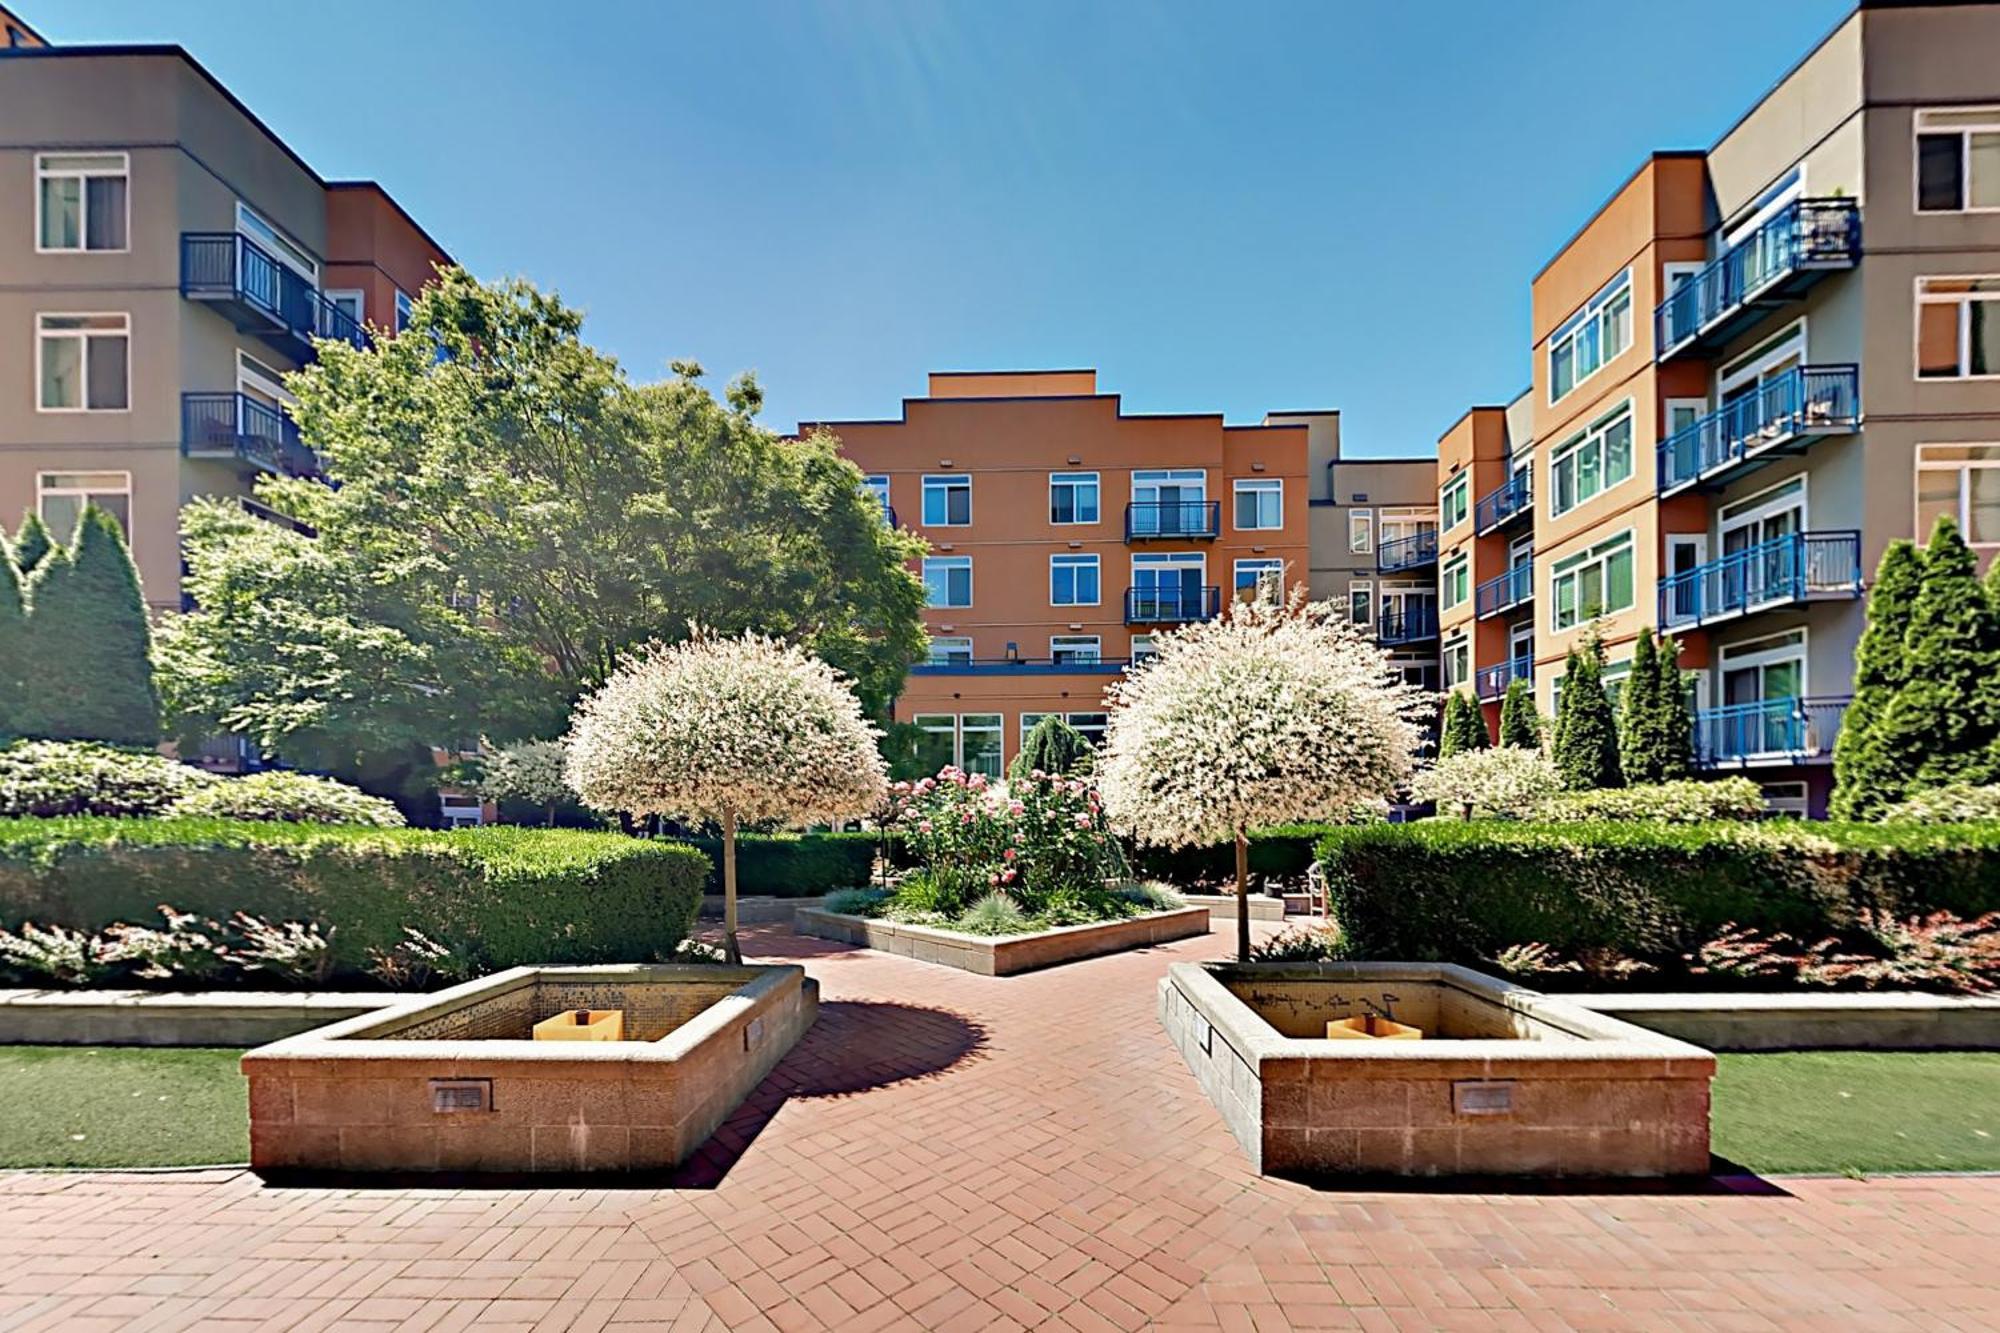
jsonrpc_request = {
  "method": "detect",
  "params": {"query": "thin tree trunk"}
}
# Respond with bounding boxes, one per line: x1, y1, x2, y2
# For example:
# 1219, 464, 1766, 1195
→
723, 809, 742, 964
1235, 827, 1250, 964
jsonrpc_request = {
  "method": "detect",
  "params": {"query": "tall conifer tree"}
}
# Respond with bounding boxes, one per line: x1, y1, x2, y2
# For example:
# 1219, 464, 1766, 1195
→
1832, 540, 1925, 818
1552, 635, 1623, 790
19, 505, 160, 746
1498, 676, 1541, 749
1873, 516, 2000, 796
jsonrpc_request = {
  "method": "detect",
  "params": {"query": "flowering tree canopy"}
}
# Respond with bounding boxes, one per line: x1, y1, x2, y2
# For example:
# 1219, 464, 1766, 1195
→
475, 739, 572, 821
1409, 746, 1562, 820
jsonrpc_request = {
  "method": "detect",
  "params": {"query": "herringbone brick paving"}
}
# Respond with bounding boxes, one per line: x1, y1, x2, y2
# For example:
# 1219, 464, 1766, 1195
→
0, 920, 1996, 1331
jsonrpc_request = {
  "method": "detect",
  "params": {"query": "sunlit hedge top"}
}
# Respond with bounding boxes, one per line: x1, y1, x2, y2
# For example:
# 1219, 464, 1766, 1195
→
564, 630, 887, 826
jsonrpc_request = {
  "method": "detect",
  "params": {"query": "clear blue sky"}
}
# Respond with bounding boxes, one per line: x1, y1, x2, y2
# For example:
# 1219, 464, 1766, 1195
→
48, 0, 1854, 455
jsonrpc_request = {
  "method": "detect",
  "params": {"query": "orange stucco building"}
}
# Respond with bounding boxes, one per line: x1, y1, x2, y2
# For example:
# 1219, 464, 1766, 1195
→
806, 371, 1309, 775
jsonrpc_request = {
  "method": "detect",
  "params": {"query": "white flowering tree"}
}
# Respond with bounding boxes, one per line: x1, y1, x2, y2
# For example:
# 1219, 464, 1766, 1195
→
1409, 746, 1562, 821
1098, 592, 1429, 960
475, 739, 572, 825
565, 630, 888, 962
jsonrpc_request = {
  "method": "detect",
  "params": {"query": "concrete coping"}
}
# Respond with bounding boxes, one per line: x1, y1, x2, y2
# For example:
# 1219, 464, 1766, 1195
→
0, 987, 392, 1013
1569, 991, 2000, 1014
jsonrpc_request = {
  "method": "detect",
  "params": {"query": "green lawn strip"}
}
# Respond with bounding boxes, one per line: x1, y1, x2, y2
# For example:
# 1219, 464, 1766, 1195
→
0, 1046, 247, 1169
1711, 1051, 2000, 1176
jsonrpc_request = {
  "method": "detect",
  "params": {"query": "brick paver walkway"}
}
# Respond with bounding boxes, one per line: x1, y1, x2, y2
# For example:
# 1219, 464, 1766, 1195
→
2, 921, 1998, 1331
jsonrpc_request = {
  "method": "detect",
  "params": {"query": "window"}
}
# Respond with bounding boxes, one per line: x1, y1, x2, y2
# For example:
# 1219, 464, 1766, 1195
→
1439, 474, 1470, 531
36, 314, 129, 412
922, 474, 971, 526
1916, 107, 2000, 213
927, 636, 973, 666
923, 556, 972, 608
1050, 635, 1101, 664
1442, 634, 1470, 690
910, 715, 958, 775
1548, 403, 1634, 516
1348, 580, 1373, 628
1050, 472, 1099, 524
862, 474, 893, 524
1917, 277, 2000, 379
325, 289, 364, 326
1021, 711, 1107, 747
1552, 530, 1636, 630
1378, 507, 1436, 547
1548, 269, 1632, 402
236, 202, 316, 281
1050, 553, 1100, 606
37, 471, 130, 542
36, 153, 127, 252
1233, 478, 1283, 530
1129, 634, 1158, 664
960, 714, 1003, 777
1130, 468, 1207, 536
1348, 508, 1374, 553
1441, 553, 1469, 610
1233, 559, 1283, 600
1916, 444, 2000, 546
394, 289, 414, 332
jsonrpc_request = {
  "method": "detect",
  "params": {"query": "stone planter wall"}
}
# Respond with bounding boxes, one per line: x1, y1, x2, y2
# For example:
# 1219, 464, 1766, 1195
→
0, 988, 395, 1047
1570, 992, 2000, 1051
794, 905, 1210, 976
700, 894, 826, 924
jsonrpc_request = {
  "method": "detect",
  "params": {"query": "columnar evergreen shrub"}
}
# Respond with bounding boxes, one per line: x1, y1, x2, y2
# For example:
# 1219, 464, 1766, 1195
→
10, 513, 53, 577
0, 541, 26, 738
1657, 634, 1695, 781
1439, 691, 1488, 757
18, 505, 160, 746
1551, 638, 1623, 790
1011, 715, 1092, 778
1618, 629, 1695, 783
1833, 541, 1925, 819
1875, 517, 2000, 795
1498, 677, 1541, 749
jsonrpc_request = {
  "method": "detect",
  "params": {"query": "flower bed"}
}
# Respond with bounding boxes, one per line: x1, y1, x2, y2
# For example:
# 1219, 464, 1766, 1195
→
794, 903, 1210, 976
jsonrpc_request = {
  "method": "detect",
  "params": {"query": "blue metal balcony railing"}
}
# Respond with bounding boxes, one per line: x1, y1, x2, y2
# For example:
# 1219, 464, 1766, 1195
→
1125, 585, 1221, 624
1475, 562, 1533, 619
912, 657, 1131, 676
1654, 198, 1860, 358
1475, 654, 1533, 702
1695, 695, 1849, 768
1376, 530, 1439, 573
1124, 500, 1221, 541
1474, 473, 1532, 534
180, 233, 368, 359
1658, 531, 1862, 632
1376, 602, 1439, 645
181, 392, 320, 477
1657, 365, 1860, 496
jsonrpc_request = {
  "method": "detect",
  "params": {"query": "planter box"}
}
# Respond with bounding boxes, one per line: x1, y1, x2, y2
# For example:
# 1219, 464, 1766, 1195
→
0, 988, 396, 1047
700, 893, 826, 924
1182, 892, 1287, 921
242, 963, 815, 1175
1570, 992, 2000, 1051
794, 905, 1210, 976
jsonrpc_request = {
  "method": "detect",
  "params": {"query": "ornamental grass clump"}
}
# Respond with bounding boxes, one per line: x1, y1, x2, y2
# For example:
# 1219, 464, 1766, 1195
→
1098, 591, 1428, 959
564, 629, 887, 962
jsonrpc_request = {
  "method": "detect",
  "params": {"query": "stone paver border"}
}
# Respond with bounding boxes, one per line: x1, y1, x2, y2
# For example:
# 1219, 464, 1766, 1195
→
793, 903, 1209, 975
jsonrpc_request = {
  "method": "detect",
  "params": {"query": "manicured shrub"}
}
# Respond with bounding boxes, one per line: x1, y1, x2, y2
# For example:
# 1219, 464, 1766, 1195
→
1316, 820, 2000, 969
1410, 747, 1561, 820
0, 740, 216, 817
1439, 691, 1488, 758
165, 771, 406, 827
1497, 677, 1541, 750
1875, 516, 2000, 796
0, 537, 26, 739
0, 818, 706, 979
9, 512, 53, 577
1247, 922, 1348, 962
1881, 784, 2000, 823
1618, 629, 1693, 784
1833, 540, 1926, 819
1551, 638, 1622, 790
1127, 821, 1365, 885
674, 830, 877, 897
1536, 777, 1764, 824
18, 505, 160, 746
1011, 715, 1093, 778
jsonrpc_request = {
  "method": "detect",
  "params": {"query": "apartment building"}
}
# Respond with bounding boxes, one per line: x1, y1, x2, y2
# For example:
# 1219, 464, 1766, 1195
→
0, 33, 451, 619
806, 371, 1310, 775
1438, 0, 2000, 815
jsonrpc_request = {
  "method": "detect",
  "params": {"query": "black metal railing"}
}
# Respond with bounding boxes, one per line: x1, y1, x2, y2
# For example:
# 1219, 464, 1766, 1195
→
1658, 531, 1862, 631
1657, 365, 1860, 494
1124, 585, 1221, 624
1124, 500, 1220, 541
1376, 530, 1439, 573
181, 392, 320, 477
1654, 198, 1860, 357
180, 232, 367, 356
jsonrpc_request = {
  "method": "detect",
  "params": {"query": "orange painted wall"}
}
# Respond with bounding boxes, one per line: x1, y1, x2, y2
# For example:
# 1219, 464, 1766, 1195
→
1436, 407, 1515, 697
324, 183, 452, 332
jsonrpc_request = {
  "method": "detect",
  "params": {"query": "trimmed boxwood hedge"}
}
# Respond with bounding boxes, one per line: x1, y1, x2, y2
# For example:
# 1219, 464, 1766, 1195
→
1317, 820, 2000, 964
673, 831, 879, 898
0, 817, 706, 976
1130, 824, 1347, 885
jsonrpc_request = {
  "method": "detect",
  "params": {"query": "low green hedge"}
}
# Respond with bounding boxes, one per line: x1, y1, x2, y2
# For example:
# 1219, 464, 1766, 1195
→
673, 831, 879, 898
0, 818, 706, 976
1317, 820, 2000, 964
1130, 824, 1348, 885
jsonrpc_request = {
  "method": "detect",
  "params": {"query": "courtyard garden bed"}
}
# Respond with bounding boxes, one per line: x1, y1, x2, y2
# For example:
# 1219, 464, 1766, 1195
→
795, 902, 1209, 976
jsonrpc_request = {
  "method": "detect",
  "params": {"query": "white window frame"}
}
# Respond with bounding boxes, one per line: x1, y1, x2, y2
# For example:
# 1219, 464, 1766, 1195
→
1128, 634, 1158, 664
958, 713, 1003, 778
1439, 473, 1470, 532
1916, 276, 2000, 381
861, 473, 892, 523
394, 288, 413, 332
1233, 558, 1284, 600
1348, 580, 1373, 627
235, 202, 317, 282
37, 469, 131, 541
1551, 529, 1636, 631
923, 556, 972, 608
35, 312, 130, 413
1440, 552, 1469, 610
1915, 106, 2000, 215
1049, 471, 1100, 525
1232, 478, 1283, 531
1547, 400, 1635, 517
927, 635, 974, 666
1442, 632, 1470, 690
35, 151, 129, 254
921, 473, 972, 527
1050, 634, 1102, 664
1377, 506, 1436, 547
1547, 268, 1632, 404
324, 288, 365, 326
1719, 319, 1807, 395
1916, 443, 2000, 548
1719, 474, 1807, 551
1049, 553, 1101, 607
1348, 507, 1374, 554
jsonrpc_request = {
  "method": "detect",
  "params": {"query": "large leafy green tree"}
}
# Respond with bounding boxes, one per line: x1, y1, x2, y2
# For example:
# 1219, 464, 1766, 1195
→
1497, 676, 1541, 749
18, 504, 160, 746
159, 270, 929, 790
1871, 516, 2000, 796
1551, 636, 1623, 790
1832, 540, 1925, 818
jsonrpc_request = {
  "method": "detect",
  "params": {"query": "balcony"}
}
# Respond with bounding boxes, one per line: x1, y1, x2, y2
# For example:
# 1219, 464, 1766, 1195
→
1657, 530, 1862, 632
1124, 500, 1220, 541
1474, 474, 1532, 535
1125, 585, 1220, 625
1654, 198, 1860, 360
1376, 530, 1439, 573
1657, 365, 1860, 497
1376, 602, 1439, 645
1475, 654, 1533, 702
912, 656, 1130, 676
180, 233, 368, 361
1695, 695, 1849, 768
181, 392, 320, 477
1475, 562, 1533, 619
